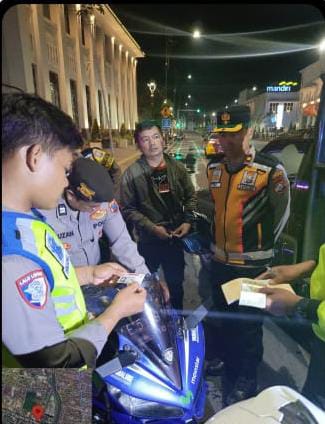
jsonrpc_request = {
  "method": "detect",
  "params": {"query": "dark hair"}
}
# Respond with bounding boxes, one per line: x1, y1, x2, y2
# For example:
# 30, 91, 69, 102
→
134, 120, 162, 143
2, 92, 83, 160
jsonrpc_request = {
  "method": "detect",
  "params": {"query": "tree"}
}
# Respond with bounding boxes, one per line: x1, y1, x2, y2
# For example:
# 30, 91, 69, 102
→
91, 118, 101, 141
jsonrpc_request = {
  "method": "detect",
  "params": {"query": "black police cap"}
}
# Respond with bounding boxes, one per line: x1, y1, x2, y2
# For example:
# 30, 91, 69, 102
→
68, 157, 114, 203
215, 105, 251, 133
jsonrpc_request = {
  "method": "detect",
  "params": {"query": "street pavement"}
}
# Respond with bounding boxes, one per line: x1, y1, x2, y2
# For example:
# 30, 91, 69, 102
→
103, 133, 310, 421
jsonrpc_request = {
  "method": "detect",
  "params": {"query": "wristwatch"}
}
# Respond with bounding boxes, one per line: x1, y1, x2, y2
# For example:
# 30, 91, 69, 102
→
290, 298, 309, 321
290, 298, 321, 323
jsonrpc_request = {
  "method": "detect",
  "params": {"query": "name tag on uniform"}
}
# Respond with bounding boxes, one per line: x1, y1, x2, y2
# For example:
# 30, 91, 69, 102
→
45, 231, 70, 279
237, 170, 257, 191
58, 203, 67, 216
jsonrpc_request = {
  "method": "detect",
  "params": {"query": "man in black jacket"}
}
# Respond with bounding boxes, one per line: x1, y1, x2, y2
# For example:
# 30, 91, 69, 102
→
120, 120, 197, 310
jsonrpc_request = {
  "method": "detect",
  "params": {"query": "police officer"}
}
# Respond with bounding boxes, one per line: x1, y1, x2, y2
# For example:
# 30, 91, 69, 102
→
39, 157, 150, 278
81, 146, 122, 201
2, 93, 146, 368
259, 244, 325, 409
206, 105, 290, 405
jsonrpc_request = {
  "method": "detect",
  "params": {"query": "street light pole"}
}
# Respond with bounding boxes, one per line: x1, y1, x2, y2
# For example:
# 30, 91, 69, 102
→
147, 81, 157, 119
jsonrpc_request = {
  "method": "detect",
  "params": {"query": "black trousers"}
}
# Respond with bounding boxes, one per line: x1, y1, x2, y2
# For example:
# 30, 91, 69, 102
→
302, 336, 325, 410
207, 260, 266, 379
138, 239, 185, 311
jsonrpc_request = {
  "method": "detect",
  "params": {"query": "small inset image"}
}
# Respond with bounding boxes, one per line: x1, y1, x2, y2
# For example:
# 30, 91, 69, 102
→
2, 368, 92, 423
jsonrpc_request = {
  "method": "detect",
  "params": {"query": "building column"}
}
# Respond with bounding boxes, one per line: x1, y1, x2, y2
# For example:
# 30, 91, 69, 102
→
88, 18, 98, 130
110, 37, 118, 130
133, 59, 139, 125
30, 4, 49, 99
129, 57, 135, 129
70, 5, 86, 130
52, 5, 68, 114
117, 44, 124, 129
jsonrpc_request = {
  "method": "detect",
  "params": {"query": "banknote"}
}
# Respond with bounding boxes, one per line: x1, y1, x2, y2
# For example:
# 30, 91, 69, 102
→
117, 273, 146, 286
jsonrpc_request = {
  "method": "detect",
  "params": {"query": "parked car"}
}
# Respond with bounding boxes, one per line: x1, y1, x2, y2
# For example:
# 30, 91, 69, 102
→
204, 133, 224, 159
261, 138, 313, 185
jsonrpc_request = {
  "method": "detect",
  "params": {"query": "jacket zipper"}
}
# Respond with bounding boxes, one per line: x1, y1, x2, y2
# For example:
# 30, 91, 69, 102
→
224, 174, 232, 262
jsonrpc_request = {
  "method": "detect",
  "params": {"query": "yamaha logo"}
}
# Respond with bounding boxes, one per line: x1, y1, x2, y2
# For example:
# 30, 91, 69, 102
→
191, 356, 200, 385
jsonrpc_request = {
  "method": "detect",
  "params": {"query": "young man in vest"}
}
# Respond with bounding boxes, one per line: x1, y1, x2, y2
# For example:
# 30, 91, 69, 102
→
120, 120, 197, 311
2, 93, 146, 368
206, 105, 290, 405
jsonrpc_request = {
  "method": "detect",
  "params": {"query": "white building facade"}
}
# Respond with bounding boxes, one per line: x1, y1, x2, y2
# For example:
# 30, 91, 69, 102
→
238, 82, 300, 134
2, 4, 144, 132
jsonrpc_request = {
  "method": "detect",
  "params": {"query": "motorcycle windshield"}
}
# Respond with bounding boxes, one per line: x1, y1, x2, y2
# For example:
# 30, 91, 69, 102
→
117, 276, 182, 391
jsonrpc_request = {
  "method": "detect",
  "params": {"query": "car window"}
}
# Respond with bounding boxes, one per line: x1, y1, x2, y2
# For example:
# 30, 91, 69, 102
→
268, 144, 305, 176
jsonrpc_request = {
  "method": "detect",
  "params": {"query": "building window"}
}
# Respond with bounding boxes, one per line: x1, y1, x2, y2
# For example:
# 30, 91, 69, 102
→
32, 63, 38, 95
269, 102, 279, 114
49, 71, 60, 108
81, 15, 86, 46
98, 90, 103, 127
70, 80, 79, 125
284, 102, 293, 112
85, 85, 92, 128
43, 5, 51, 20
64, 5, 70, 35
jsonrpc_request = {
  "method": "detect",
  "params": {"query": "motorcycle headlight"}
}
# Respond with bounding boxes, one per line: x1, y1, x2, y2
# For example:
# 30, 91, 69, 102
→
106, 383, 184, 419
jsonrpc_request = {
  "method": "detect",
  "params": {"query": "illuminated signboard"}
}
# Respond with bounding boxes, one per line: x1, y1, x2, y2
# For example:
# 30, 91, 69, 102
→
266, 81, 298, 93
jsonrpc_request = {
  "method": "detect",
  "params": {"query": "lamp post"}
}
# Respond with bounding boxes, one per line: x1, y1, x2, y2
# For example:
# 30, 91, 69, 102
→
147, 81, 157, 118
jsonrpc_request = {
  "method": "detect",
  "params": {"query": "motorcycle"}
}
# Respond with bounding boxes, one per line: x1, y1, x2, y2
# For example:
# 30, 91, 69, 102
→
82, 273, 207, 424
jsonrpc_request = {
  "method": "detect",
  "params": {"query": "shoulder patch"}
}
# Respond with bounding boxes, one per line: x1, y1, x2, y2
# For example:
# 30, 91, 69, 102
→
272, 169, 289, 194
45, 231, 70, 278
90, 208, 107, 220
57, 203, 67, 216
16, 269, 48, 309
109, 199, 119, 213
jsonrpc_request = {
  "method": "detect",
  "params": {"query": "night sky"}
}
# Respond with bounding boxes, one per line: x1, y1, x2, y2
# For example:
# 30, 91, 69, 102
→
110, 3, 325, 113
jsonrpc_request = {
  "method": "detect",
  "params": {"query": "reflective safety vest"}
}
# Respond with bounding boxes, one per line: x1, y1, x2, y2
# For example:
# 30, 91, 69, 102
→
311, 244, 325, 342
2, 211, 88, 334
207, 153, 282, 266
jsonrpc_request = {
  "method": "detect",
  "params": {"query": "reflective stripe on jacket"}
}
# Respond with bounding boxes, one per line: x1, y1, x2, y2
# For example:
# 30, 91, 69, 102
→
311, 244, 325, 341
2, 211, 88, 333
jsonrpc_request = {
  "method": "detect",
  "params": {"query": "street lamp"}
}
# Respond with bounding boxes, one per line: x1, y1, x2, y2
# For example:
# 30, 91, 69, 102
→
185, 102, 188, 107
188, 94, 191, 99
234, 99, 238, 104
252, 85, 257, 92
225, 105, 229, 109
147, 81, 157, 97
147, 81, 157, 118
187, 74, 192, 79
193, 29, 201, 39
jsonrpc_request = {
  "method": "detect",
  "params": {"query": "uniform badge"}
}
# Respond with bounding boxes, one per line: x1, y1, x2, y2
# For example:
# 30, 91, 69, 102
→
58, 203, 67, 216
109, 199, 119, 213
45, 231, 70, 278
272, 169, 288, 194
238, 170, 257, 191
77, 182, 95, 200
221, 112, 231, 124
90, 208, 107, 220
210, 168, 222, 188
16, 269, 48, 309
